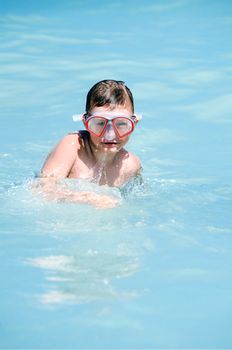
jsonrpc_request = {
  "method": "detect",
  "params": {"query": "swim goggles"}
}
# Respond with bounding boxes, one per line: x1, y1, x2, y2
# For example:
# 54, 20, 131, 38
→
82, 113, 140, 138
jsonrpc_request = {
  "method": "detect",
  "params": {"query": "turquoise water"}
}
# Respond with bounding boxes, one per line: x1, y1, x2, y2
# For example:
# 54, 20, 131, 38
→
1, 0, 232, 348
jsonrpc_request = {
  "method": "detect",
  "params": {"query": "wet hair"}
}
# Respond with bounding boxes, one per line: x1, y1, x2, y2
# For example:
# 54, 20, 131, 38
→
85, 79, 134, 113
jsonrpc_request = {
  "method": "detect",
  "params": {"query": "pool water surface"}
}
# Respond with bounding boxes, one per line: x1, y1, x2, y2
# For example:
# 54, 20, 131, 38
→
1, 0, 232, 348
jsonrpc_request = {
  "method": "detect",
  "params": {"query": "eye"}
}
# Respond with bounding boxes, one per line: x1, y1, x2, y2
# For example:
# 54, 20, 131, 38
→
117, 122, 127, 127
96, 121, 105, 126
115, 120, 130, 128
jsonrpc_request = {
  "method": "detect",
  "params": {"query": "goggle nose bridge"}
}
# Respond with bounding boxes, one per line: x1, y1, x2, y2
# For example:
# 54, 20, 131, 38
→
101, 119, 119, 138
105, 119, 115, 130
104, 121, 118, 140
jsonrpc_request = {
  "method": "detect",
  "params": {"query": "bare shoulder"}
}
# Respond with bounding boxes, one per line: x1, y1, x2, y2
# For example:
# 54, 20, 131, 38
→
60, 132, 81, 148
51, 132, 83, 155
127, 152, 141, 172
121, 150, 141, 175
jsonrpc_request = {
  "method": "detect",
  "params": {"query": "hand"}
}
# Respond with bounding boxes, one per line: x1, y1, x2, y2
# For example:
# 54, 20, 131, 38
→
32, 178, 121, 209
71, 192, 121, 209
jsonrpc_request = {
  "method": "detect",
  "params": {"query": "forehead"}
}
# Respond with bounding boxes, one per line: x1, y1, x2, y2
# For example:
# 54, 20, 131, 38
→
90, 102, 133, 116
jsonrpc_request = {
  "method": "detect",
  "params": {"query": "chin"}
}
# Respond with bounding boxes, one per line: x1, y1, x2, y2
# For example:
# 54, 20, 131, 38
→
101, 144, 120, 152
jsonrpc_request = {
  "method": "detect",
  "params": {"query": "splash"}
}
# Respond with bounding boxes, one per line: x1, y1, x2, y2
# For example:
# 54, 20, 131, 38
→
91, 152, 108, 185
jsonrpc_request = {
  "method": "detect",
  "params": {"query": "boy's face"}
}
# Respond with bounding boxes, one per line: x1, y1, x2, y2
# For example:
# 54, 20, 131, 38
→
86, 102, 134, 153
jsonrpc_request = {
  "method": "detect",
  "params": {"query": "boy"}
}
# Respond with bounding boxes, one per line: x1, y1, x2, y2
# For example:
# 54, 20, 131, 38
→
40, 80, 141, 208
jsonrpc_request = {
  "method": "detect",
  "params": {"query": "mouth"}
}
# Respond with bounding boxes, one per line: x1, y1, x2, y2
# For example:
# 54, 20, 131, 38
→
101, 141, 119, 147
102, 140, 118, 145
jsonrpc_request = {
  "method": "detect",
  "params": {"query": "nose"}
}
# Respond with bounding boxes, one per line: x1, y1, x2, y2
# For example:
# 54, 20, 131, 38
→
103, 122, 116, 140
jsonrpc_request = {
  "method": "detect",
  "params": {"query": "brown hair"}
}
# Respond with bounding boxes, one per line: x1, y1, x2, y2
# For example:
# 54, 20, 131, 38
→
85, 79, 134, 113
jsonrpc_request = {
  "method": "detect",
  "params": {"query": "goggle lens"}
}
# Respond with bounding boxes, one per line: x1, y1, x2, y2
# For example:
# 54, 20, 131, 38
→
87, 117, 107, 137
113, 117, 134, 137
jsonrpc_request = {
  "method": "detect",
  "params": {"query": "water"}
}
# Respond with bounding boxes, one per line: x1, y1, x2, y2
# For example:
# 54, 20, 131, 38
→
1, 0, 232, 348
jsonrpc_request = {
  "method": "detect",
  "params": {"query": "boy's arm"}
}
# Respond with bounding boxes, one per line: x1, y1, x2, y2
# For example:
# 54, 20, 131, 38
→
41, 134, 78, 178
38, 135, 120, 208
